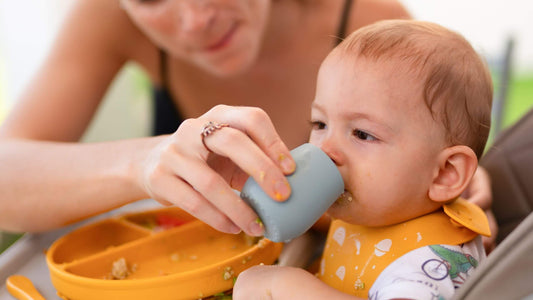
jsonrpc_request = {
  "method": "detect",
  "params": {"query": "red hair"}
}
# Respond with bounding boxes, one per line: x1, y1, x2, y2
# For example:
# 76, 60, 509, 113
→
338, 20, 493, 158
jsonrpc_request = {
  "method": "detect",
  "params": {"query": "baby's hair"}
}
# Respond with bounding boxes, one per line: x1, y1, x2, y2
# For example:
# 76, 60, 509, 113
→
338, 20, 493, 158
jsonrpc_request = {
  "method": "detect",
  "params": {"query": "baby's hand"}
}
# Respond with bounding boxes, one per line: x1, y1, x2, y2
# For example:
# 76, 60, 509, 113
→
233, 265, 278, 299
233, 265, 355, 300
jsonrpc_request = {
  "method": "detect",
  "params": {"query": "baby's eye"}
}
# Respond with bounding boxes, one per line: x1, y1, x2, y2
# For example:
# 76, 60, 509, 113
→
310, 121, 327, 130
353, 129, 377, 141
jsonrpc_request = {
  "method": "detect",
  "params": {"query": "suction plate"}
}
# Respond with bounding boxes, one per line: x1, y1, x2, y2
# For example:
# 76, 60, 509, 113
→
46, 207, 283, 300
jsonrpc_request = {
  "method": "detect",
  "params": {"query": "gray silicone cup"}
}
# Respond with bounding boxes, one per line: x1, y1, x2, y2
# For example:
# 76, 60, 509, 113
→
240, 143, 344, 242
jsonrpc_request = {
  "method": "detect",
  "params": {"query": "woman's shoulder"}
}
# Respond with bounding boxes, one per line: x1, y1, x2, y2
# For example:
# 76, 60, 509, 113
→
349, 0, 412, 31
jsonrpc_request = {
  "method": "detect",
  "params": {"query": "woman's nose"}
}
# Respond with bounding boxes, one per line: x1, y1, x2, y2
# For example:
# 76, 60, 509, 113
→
178, 1, 215, 33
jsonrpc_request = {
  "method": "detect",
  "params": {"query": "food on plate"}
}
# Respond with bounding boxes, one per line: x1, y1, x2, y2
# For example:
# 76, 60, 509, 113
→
108, 257, 136, 280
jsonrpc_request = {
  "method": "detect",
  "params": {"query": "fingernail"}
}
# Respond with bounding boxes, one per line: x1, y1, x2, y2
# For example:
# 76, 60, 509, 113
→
274, 179, 291, 201
229, 223, 242, 234
249, 220, 264, 236
279, 153, 296, 174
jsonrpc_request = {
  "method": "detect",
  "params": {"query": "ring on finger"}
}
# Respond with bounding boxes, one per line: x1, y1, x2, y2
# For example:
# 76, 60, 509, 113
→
201, 121, 230, 150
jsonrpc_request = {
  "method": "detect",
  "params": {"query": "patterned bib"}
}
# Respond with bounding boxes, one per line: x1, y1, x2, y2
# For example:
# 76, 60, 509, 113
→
317, 198, 490, 297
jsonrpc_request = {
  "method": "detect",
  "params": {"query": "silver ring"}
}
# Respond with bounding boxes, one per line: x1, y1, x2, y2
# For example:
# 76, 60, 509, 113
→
201, 121, 229, 150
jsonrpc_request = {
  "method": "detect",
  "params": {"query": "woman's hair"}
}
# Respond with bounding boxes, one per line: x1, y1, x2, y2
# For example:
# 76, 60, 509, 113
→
338, 20, 493, 158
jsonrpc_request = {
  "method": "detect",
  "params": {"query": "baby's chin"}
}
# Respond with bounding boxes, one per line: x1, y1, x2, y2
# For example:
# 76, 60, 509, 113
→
327, 191, 388, 226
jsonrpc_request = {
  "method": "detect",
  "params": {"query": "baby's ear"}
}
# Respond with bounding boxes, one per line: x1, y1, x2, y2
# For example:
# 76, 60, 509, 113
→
428, 145, 478, 203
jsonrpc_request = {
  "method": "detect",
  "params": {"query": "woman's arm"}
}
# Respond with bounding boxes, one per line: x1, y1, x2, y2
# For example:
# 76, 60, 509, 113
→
0, 0, 158, 231
0, 104, 296, 236
0, 0, 156, 231
0, 138, 156, 232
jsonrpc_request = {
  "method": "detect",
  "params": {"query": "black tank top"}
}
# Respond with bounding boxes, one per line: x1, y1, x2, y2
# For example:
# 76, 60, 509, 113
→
152, 0, 354, 136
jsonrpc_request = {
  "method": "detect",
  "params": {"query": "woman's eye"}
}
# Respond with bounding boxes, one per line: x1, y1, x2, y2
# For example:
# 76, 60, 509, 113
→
310, 121, 326, 130
354, 129, 377, 141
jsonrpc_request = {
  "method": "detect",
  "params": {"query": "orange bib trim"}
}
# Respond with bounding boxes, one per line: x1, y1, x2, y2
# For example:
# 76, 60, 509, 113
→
317, 198, 490, 297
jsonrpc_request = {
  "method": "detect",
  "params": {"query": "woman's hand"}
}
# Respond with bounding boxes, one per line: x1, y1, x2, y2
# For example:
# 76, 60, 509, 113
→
462, 166, 498, 253
139, 105, 296, 237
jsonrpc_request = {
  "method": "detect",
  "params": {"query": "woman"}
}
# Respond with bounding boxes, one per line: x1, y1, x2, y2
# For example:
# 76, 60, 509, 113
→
0, 0, 494, 247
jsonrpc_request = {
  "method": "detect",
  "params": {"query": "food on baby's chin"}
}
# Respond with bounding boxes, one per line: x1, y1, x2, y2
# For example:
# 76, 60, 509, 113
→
107, 257, 136, 280
335, 190, 353, 205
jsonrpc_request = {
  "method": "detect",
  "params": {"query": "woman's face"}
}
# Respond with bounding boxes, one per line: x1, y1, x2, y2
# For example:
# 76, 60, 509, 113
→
121, 0, 271, 77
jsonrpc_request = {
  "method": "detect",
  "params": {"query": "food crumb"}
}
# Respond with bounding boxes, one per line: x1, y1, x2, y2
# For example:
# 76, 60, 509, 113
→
110, 257, 135, 280
241, 255, 252, 264
336, 191, 353, 205
170, 252, 180, 262
257, 238, 268, 249
222, 266, 234, 281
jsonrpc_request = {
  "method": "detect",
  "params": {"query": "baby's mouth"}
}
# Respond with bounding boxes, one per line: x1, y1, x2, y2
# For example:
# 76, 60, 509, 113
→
335, 190, 354, 205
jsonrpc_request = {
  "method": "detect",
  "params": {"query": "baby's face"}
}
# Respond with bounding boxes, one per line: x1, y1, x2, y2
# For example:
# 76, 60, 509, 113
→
121, 0, 270, 76
309, 51, 448, 226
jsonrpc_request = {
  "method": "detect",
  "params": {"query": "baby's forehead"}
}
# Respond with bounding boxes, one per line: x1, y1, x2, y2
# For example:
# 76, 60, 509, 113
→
326, 50, 427, 97
332, 53, 443, 124
324, 51, 436, 115
332, 48, 425, 75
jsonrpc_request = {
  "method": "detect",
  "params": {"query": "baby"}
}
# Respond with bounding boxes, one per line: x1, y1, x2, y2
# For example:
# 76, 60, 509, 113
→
234, 19, 492, 300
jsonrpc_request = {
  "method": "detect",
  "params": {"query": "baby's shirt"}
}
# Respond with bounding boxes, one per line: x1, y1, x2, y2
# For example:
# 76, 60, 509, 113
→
369, 236, 485, 300
317, 198, 491, 299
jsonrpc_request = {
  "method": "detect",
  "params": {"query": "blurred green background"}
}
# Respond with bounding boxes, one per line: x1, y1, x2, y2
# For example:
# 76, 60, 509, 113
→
502, 73, 533, 127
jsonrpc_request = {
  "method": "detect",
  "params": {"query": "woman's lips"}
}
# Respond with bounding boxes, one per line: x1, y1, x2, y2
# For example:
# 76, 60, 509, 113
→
206, 22, 239, 52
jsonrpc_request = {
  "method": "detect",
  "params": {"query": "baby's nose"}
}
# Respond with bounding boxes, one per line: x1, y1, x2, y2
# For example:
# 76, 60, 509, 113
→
316, 141, 343, 166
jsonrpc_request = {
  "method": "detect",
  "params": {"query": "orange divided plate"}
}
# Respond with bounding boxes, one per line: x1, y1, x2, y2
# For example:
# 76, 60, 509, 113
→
46, 207, 283, 300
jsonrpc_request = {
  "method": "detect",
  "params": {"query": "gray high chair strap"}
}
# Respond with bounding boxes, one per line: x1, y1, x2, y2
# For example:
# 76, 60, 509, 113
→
453, 212, 533, 300
480, 107, 533, 243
